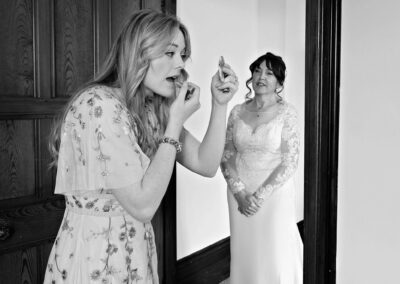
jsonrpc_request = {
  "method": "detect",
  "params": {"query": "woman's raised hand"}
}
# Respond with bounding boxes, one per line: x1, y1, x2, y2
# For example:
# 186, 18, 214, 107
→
211, 60, 239, 105
169, 81, 201, 128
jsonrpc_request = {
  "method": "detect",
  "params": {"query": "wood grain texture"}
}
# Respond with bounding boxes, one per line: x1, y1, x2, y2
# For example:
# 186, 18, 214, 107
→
34, 0, 53, 99
142, 0, 162, 11
162, 0, 176, 14
0, 0, 34, 97
54, 0, 94, 97
38, 119, 57, 198
177, 237, 230, 284
0, 198, 65, 255
94, 0, 111, 73
0, 120, 35, 200
110, 0, 141, 43
0, 97, 68, 119
37, 241, 54, 283
0, 246, 38, 284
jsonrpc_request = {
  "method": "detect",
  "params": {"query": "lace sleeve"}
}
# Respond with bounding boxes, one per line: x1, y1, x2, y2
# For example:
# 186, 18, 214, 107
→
253, 105, 300, 202
220, 105, 246, 194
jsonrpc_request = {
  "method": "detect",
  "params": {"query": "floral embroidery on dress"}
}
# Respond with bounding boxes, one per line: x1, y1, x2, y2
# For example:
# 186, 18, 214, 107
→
66, 196, 125, 214
46, 195, 154, 283
45, 86, 157, 283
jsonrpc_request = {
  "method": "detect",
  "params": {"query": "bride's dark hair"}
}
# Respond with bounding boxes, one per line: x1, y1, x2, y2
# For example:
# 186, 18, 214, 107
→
245, 52, 286, 101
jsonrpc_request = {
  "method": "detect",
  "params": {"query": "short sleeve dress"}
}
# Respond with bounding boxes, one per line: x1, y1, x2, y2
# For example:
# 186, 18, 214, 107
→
44, 86, 158, 284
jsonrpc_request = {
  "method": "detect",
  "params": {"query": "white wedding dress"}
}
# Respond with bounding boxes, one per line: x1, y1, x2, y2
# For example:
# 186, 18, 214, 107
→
221, 102, 303, 284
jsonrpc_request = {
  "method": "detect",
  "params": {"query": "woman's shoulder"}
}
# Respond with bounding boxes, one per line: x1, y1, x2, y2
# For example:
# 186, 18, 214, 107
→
281, 101, 298, 115
230, 101, 248, 116
75, 85, 122, 106
62, 85, 131, 128
280, 102, 299, 125
69, 85, 126, 115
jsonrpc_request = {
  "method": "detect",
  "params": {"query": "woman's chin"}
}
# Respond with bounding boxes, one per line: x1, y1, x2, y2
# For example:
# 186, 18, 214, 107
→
154, 90, 175, 99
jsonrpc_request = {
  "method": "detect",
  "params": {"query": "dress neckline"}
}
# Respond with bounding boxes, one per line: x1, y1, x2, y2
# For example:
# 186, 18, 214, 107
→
238, 103, 287, 135
243, 100, 284, 113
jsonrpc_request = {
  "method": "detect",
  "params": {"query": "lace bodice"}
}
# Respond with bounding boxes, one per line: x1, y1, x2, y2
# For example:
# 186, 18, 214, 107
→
221, 102, 300, 201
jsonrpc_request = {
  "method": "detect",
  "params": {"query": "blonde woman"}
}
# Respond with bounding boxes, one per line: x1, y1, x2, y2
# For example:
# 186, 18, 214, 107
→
44, 9, 238, 283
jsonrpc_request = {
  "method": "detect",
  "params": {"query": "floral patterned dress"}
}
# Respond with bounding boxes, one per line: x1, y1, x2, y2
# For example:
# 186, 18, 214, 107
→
221, 102, 303, 284
44, 86, 158, 284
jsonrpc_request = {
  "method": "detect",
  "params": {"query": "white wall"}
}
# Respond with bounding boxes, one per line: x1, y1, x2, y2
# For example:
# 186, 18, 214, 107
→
177, 0, 305, 259
338, 0, 400, 283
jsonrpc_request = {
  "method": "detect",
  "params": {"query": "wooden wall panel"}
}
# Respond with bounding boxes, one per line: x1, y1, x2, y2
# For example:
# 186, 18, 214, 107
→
0, 0, 34, 97
152, 204, 164, 281
0, 198, 65, 254
142, 0, 162, 11
0, 120, 35, 200
54, 0, 94, 97
37, 119, 57, 198
36, 241, 54, 283
0, 246, 38, 284
110, 0, 141, 43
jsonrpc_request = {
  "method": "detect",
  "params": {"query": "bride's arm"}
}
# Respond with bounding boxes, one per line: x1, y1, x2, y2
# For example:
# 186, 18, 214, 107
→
253, 105, 300, 202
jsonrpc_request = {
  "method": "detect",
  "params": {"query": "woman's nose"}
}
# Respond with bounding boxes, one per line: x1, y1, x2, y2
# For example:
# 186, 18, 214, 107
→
175, 55, 185, 70
260, 71, 268, 78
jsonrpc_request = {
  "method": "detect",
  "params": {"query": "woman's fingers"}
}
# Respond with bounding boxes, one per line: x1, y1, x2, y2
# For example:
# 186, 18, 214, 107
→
238, 207, 249, 217
244, 198, 261, 215
246, 206, 258, 214
175, 81, 189, 101
237, 191, 263, 217
220, 65, 237, 81
248, 196, 262, 208
186, 82, 200, 101
217, 81, 238, 92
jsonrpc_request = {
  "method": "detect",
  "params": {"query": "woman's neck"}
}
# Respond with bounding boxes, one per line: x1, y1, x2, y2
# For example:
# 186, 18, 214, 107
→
252, 93, 278, 110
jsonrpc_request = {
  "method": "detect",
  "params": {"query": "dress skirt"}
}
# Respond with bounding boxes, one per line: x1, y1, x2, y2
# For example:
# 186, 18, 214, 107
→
44, 195, 158, 284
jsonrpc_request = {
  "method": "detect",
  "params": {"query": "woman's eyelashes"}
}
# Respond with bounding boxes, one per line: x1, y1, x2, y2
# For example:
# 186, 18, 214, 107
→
165, 50, 188, 61
180, 52, 188, 61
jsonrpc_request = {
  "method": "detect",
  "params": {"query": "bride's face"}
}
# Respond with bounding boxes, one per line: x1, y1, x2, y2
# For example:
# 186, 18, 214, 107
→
252, 61, 281, 95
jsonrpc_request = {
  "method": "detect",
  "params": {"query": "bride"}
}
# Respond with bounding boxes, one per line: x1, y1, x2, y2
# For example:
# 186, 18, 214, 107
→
221, 52, 303, 283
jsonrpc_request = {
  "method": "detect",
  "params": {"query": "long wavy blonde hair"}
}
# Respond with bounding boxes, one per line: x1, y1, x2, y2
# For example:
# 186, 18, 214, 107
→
49, 9, 191, 167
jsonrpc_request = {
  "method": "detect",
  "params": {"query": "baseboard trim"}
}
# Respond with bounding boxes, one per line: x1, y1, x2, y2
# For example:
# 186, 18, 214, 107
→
177, 237, 230, 284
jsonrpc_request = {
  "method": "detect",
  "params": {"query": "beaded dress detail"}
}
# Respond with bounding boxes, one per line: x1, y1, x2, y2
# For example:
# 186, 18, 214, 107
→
44, 86, 158, 284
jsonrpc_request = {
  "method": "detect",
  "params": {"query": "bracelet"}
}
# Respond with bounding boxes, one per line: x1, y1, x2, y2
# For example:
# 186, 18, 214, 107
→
159, 136, 183, 153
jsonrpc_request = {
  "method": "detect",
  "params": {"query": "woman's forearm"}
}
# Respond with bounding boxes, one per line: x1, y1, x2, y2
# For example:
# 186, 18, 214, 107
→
196, 102, 228, 176
113, 122, 182, 222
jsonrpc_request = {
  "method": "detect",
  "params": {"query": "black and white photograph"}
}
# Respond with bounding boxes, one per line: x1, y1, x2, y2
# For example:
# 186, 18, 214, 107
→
0, 0, 399, 283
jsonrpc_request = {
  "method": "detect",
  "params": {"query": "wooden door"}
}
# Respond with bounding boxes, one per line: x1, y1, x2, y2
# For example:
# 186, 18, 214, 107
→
0, 1, 177, 283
